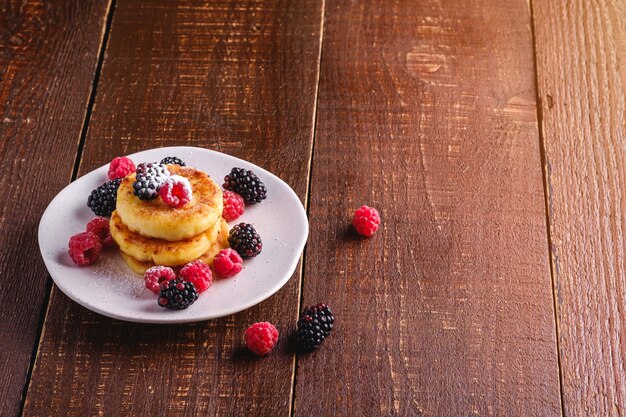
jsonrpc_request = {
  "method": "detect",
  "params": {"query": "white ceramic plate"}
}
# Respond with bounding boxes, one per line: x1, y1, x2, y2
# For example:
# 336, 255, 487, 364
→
38, 146, 308, 323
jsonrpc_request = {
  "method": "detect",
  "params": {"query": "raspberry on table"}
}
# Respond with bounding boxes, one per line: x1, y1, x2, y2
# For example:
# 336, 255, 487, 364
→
160, 156, 186, 166
228, 223, 262, 259
86, 217, 114, 247
295, 303, 334, 351
223, 167, 267, 205
159, 175, 192, 208
179, 260, 212, 293
222, 190, 244, 221
212, 248, 243, 278
244, 322, 279, 356
352, 205, 381, 237
133, 162, 170, 201
158, 279, 198, 310
107, 156, 135, 180
87, 178, 122, 217
144, 266, 177, 294
68, 231, 102, 266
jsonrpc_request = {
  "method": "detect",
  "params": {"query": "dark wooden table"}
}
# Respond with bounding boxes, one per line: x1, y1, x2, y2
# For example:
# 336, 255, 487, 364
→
2, 1, 624, 416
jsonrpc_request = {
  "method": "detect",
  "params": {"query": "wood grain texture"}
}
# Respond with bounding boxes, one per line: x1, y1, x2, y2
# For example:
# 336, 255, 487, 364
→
22, 0, 322, 416
532, 1, 626, 415
0, 1, 110, 415
293, 1, 562, 415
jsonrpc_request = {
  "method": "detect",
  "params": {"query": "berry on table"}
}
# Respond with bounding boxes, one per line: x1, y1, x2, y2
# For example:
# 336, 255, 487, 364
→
86, 217, 114, 247
133, 162, 170, 201
223, 167, 267, 205
144, 266, 176, 294
352, 205, 381, 237
87, 178, 122, 217
159, 175, 192, 208
68, 231, 102, 266
107, 156, 135, 180
228, 223, 262, 259
160, 156, 186, 166
179, 260, 212, 293
158, 279, 198, 310
212, 248, 243, 278
222, 190, 245, 221
295, 303, 334, 351
244, 322, 279, 356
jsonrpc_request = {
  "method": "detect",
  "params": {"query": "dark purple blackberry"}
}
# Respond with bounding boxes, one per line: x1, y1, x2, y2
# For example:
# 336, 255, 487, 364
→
87, 178, 122, 217
160, 156, 186, 166
227, 223, 262, 258
133, 162, 170, 200
158, 279, 198, 310
223, 167, 267, 204
295, 303, 334, 351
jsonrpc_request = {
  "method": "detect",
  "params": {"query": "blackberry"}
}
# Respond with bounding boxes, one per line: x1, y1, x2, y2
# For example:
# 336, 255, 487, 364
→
295, 303, 334, 351
228, 223, 262, 258
223, 167, 267, 204
160, 156, 186, 166
87, 178, 122, 217
133, 162, 170, 200
158, 279, 198, 310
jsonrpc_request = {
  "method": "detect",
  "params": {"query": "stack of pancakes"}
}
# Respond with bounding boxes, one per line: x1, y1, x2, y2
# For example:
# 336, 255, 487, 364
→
110, 165, 229, 274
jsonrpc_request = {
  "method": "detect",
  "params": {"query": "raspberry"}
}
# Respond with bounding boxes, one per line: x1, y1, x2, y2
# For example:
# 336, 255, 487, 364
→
107, 156, 135, 180
352, 205, 381, 237
87, 178, 122, 217
68, 232, 102, 266
295, 303, 334, 351
222, 190, 245, 221
133, 162, 170, 201
160, 156, 186, 166
179, 260, 212, 293
212, 248, 243, 278
86, 217, 114, 247
228, 223, 262, 258
158, 279, 198, 310
223, 167, 267, 205
144, 266, 177, 294
159, 175, 192, 208
244, 322, 279, 356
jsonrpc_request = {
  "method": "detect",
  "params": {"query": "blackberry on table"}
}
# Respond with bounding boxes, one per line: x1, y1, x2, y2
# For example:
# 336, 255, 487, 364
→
160, 156, 186, 166
227, 223, 262, 258
87, 178, 122, 217
158, 279, 198, 310
133, 162, 170, 200
223, 167, 267, 205
295, 303, 334, 351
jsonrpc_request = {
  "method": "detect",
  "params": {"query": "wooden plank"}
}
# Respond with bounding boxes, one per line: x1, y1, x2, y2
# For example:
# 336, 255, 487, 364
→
0, 1, 111, 415
21, 0, 323, 416
532, 1, 626, 415
293, 1, 562, 415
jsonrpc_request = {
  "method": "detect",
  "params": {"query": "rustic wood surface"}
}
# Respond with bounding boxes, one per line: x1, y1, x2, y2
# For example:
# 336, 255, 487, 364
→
532, 0, 626, 415
0, 1, 111, 415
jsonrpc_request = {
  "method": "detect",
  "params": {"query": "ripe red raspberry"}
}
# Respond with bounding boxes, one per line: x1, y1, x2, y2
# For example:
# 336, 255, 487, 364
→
144, 266, 177, 294
352, 205, 381, 237
86, 217, 114, 247
179, 260, 212, 293
108, 156, 135, 180
244, 322, 279, 356
222, 190, 244, 221
68, 232, 102, 266
212, 248, 243, 278
159, 175, 192, 208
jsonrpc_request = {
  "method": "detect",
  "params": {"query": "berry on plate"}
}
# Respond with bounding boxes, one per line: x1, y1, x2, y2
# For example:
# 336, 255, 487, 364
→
158, 279, 198, 310
295, 303, 334, 351
68, 231, 102, 266
212, 248, 243, 278
86, 217, 114, 247
159, 175, 192, 208
223, 167, 267, 205
160, 156, 186, 166
133, 162, 170, 201
228, 223, 262, 259
352, 205, 381, 237
222, 190, 244, 222
144, 266, 176, 294
107, 156, 135, 180
179, 260, 212, 293
244, 322, 279, 356
87, 178, 122, 217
